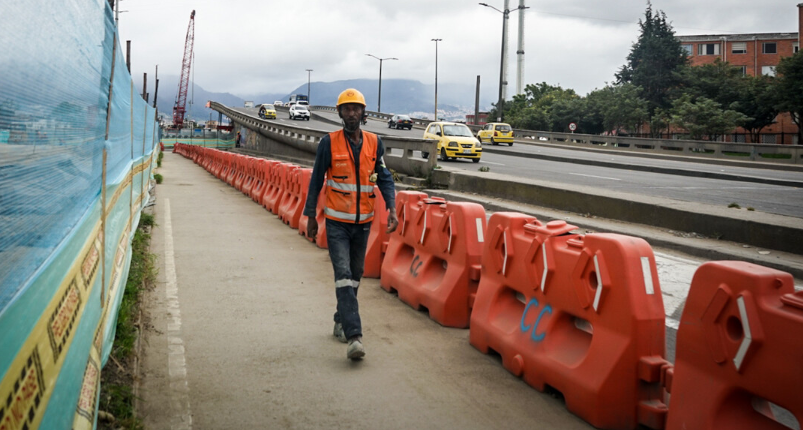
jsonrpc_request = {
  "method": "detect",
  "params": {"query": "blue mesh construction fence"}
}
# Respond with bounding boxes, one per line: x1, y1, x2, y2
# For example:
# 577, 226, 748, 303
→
0, 0, 160, 427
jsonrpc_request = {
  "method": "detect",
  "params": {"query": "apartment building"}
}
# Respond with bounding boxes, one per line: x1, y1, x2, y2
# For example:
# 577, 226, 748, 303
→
673, 4, 802, 144
678, 33, 798, 77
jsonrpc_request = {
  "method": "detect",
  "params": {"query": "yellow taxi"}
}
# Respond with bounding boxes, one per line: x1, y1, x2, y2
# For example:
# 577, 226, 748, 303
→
422, 122, 482, 163
258, 104, 277, 119
476, 122, 514, 146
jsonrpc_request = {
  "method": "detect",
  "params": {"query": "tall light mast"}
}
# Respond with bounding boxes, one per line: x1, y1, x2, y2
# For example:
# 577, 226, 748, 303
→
516, 0, 525, 95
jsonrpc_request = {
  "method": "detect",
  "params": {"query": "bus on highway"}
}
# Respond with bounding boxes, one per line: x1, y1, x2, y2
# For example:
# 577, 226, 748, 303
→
288, 94, 308, 104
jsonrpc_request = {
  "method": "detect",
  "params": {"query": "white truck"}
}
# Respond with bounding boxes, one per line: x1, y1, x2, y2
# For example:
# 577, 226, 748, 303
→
244, 101, 254, 108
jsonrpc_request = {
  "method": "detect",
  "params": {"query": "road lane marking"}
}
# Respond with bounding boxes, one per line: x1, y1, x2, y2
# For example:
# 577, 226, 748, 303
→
647, 186, 776, 190
164, 199, 193, 430
569, 173, 621, 181
480, 160, 506, 166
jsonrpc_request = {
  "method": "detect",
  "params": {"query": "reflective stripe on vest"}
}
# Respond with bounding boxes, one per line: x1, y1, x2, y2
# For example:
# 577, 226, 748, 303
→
326, 179, 374, 193
325, 130, 378, 224
324, 207, 375, 222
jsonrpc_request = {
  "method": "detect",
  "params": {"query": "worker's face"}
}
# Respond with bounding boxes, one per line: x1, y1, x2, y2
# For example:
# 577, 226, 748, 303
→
339, 103, 363, 132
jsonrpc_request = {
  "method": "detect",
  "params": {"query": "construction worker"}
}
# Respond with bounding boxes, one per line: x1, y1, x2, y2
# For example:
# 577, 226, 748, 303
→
303, 88, 398, 360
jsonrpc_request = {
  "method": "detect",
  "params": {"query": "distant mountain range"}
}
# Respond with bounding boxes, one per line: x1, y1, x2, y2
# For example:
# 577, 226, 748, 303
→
138, 76, 494, 123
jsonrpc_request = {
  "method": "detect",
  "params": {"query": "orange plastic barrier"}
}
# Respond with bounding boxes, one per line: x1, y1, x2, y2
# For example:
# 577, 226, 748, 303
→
210, 150, 223, 177
258, 160, 279, 207
240, 157, 256, 196
236, 156, 252, 193
376, 191, 428, 278
250, 159, 267, 203
666, 261, 802, 430
225, 154, 238, 185
278, 167, 307, 229
380, 194, 486, 328
262, 162, 287, 213
298, 187, 328, 248
362, 186, 391, 279
207, 149, 219, 174
232, 155, 247, 189
216, 152, 230, 180
469, 212, 667, 430
271, 163, 297, 215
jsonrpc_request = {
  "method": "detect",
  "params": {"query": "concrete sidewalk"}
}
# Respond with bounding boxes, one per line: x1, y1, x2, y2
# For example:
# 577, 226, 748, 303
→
139, 152, 594, 429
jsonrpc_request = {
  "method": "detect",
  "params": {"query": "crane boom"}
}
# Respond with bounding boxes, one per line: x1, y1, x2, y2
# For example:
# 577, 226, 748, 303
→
172, 10, 195, 128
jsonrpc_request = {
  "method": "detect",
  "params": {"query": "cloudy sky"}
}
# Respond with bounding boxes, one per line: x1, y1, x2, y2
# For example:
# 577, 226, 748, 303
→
118, 0, 800, 99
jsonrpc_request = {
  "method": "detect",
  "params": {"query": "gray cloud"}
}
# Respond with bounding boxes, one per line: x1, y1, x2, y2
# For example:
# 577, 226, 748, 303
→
119, 0, 799, 99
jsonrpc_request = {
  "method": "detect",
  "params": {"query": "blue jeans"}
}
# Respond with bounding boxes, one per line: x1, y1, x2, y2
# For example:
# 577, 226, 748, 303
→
326, 219, 371, 340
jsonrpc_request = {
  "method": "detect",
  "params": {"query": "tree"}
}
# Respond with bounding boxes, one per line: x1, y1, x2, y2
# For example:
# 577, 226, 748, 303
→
774, 52, 803, 144
501, 82, 579, 132
738, 76, 779, 143
669, 94, 748, 140
673, 59, 744, 109
602, 83, 649, 135
582, 88, 609, 134
549, 97, 586, 132
616, 2, 687, 135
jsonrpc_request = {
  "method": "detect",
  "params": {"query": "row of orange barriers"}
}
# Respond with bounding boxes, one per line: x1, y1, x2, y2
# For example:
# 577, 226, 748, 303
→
173, 145, 802, 430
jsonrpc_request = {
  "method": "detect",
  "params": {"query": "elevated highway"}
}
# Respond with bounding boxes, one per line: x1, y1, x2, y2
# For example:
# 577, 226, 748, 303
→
235, 106, 803, 217
216, 103, 803, 273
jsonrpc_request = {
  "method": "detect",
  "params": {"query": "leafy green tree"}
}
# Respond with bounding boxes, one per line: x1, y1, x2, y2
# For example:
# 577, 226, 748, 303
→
602, 83, 649, 135
550, 97, 586, 132
650, 107, 672, 137
582, 88, 609, 134
616, 3, 687, 135
738, 76, 778, 143
674, 59, 744, 108
669, 94, 748, 140
774, 52, 803, 144
501, 82, 579, 132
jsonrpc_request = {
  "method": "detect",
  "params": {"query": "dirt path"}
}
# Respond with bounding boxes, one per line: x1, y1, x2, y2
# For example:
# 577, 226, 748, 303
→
139, 152, 593, 429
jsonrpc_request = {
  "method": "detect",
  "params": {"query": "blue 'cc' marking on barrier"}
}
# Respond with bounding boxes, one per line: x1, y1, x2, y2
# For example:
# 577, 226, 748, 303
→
520, 298, 552, 342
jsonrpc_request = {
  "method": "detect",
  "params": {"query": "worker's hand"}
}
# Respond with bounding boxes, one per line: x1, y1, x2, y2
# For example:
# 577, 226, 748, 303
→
307, 218, 318, 240
386, 210, 399, 234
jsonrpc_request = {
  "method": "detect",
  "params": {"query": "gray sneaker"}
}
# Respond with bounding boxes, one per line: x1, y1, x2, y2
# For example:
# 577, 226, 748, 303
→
347, 337, 365, 360
333, 322, 347, 343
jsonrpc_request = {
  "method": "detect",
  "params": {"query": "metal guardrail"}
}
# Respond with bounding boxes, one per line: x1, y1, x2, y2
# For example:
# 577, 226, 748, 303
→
212, 102, 438, 177
312, 106, 436, 128
315, 106, 802, 165
508, 130, 803, 164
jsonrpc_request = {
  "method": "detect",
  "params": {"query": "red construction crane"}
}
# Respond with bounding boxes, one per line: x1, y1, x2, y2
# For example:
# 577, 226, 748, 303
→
172, 10, 195, 128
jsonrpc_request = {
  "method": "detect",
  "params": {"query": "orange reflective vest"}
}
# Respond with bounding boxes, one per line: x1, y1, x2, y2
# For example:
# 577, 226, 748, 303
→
325, 130, 377, 224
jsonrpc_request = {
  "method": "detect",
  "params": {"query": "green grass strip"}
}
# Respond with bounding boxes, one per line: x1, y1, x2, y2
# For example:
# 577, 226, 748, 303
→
98, 213, 156, 430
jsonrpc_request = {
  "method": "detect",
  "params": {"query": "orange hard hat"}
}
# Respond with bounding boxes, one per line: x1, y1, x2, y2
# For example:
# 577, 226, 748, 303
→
336, 88, 366, 108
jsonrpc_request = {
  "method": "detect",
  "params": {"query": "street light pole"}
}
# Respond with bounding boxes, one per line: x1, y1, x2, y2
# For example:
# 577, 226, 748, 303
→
305, 69, 313, 103
480, 2, 528, 122
365, 54, 398, 113
431, 38, 442, 121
